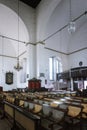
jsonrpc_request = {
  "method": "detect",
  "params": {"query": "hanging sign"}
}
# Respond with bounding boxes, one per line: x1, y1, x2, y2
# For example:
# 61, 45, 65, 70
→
5, 72, 13, 85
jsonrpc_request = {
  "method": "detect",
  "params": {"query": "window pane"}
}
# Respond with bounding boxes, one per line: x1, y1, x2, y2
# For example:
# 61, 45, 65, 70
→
59, 62, 62, 73
49, 58, 53, 80
49, 57, 62, 80
56, 60, 59, 73
56, 59, 62, 73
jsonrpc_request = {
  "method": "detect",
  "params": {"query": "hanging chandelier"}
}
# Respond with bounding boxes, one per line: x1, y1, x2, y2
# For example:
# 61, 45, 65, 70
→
14, 0, 23, 71
14, 57, 23, 71
68, 0, 76, 34
68, 21, 76, 33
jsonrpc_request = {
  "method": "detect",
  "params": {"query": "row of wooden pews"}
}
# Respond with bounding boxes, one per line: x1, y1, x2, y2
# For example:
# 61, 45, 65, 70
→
0, 91, 87, 130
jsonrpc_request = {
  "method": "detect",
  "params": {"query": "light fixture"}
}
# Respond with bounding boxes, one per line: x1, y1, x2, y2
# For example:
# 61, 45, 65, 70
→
68, 21, 76, 33
14, 57, 23, 71
68, 0, 76, 34
14, 0, 23, 71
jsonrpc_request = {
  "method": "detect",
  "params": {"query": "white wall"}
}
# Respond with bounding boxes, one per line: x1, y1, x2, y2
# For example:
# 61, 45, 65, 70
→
28, 44, 36, 79
0, 0, 36, 42
0, 0, 36, 90
36, 0, 87, 74
44, 0, 87, 54
0, 0, 87, 90
0, 57, 17, 91
69, 49, 87, 69
36, 43, 68, 86
36, 0, 61, 41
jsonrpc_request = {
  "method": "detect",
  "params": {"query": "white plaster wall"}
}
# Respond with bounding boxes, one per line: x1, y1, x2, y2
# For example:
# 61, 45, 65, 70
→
68, 21, 87, 53
36, 0, 61, 41
44, 0, 87, 53
28, 44, 36, 79
0, 0, 36, 42
0, 0, 36, 90
69, 49, 87, 69
44, 48, 68, 75
36, 44, 68, 83
36, 0, 87, 75
36, 44, 45, 78
0, 56, 17, 91
36, 0, 69, 81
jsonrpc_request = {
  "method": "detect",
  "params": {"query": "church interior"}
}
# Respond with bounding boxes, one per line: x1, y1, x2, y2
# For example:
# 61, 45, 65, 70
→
0, 0, 87, 130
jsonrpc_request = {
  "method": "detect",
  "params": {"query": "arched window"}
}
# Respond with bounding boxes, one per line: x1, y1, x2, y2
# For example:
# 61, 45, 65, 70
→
49, 57, 62, 80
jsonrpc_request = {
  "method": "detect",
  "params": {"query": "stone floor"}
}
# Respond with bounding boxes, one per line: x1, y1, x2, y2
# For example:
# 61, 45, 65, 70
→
0, 118, 24, 130
0, 118, 87, 130
0, 118, 11, 130
65, 119, 87, 130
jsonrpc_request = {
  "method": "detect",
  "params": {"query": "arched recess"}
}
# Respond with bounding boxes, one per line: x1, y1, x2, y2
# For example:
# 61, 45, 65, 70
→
0, 3, 29, 56
0, 2, 30, 90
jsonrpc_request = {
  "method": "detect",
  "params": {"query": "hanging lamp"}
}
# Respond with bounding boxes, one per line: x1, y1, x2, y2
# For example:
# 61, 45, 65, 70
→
14, 0, 23, 71
68, 0, 76, 34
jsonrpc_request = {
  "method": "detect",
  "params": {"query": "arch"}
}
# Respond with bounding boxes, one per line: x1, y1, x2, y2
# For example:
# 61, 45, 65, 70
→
36, 0, 62, 41
0, 2, 29, 55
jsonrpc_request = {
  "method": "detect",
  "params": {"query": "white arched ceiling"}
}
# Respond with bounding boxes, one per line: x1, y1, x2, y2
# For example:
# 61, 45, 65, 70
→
0, 3, 29, 56
36, 0, 61, 41
43, 0, 87, 54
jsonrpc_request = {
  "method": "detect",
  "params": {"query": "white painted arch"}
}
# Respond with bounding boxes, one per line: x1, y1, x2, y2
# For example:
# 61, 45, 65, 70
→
0, 2, 29, 57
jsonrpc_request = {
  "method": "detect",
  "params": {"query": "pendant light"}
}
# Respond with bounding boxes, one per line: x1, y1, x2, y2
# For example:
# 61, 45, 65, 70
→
14, 0, 23, 71
68, 0, 76, 34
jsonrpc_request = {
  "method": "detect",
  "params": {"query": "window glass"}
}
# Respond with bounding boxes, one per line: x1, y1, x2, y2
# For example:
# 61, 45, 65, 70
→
49, 57, 62, 80
49, 57, 53, 80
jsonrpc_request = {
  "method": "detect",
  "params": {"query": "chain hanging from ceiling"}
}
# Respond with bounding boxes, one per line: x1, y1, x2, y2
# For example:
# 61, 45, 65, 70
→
14, 0, 23, 71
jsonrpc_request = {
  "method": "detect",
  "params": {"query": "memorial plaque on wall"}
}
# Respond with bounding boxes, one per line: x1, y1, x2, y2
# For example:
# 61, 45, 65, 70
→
5, 72, 13, 84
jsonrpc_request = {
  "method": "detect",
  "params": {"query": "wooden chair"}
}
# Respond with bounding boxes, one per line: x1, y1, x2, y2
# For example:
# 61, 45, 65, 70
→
32, 104, 42, 114
19, 100, 24, 107
65, 104, 83, 130
40, 105, 67, 130
80, 102, 87, 129
28, 102, 35, 112
49, 108, 67, 130
40, 104, 52, 130
42, 104, 52, 117
50, 102, 59, 108
58, 103, 68, 111
38, 99, 44, 105
33, 99, 39, 103
81, 102, 87, 119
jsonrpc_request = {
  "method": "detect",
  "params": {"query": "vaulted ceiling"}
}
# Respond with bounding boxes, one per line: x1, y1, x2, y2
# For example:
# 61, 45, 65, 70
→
20, 0, 41, 8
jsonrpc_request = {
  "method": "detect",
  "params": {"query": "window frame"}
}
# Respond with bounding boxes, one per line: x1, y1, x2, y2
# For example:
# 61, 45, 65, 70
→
49, 57, 62, 81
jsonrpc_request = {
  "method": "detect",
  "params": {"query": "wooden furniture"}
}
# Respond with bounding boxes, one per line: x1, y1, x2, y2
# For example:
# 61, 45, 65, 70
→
0, 86, 3, 91
28, 78, 41, 89
40, 105, 67, 130
81, 102, 87, 119
65, 104, 83, 130
4, 101, 41, 130
0, 100, 4, 119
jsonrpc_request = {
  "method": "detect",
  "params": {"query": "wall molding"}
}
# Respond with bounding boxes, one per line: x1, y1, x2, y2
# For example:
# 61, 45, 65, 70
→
0, 54, 16, 59
44, 46, 87, 55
